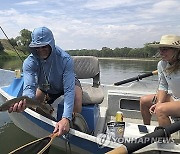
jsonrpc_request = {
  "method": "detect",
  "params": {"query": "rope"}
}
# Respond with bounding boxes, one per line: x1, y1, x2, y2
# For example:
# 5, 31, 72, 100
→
63, 134, 72, 154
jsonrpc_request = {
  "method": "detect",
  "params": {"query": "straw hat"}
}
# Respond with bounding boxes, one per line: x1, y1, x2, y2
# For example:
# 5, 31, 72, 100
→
149, 35, 180, 48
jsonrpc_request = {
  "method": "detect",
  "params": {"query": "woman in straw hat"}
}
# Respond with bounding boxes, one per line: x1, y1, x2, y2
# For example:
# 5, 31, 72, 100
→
140, 34, 180, 126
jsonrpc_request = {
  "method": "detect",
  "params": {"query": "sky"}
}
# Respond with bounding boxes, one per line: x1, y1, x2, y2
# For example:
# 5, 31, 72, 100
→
0, 0, 180, 50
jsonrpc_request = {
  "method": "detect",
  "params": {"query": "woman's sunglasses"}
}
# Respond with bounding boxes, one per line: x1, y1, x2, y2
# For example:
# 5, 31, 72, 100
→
159, 47, 174, 52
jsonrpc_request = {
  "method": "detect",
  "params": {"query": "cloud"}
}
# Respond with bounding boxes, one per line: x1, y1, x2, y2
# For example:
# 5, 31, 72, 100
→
0, 8, 18, 16
15, 1, 39, 5
0, 0, 180, 50
84, 0, 146, 10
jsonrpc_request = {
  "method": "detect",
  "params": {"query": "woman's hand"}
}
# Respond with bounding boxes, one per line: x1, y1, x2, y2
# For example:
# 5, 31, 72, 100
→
53, 118, 70, 136
149, 104, 156, 114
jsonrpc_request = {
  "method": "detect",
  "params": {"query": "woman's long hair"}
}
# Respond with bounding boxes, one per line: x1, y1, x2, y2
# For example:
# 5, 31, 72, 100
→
166, 48, 180, 74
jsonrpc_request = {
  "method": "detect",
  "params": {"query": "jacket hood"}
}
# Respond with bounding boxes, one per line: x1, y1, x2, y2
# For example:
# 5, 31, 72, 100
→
29, 27, 55, 58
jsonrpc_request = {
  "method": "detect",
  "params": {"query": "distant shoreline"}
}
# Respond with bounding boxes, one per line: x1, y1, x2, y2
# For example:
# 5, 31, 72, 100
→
98, 57, 160, 61
0, 53, 160, 62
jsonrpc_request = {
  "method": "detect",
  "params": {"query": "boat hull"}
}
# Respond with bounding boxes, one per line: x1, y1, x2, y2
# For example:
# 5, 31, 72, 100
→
8, 108, 112, 154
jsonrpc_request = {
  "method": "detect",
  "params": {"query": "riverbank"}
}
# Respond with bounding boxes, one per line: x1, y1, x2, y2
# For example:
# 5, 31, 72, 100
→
98, 57, 160, 61
0, 50, 27, 60
0, 50, 160, 62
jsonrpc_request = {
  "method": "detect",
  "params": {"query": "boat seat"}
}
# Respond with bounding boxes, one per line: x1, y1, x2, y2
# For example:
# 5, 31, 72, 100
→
73, 56, 104, 105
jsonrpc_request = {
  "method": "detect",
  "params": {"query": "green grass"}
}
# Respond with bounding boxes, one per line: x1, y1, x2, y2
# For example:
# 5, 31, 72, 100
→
0, 39, 28, 60
0, 39, 13, 50
0, 50, 28, 60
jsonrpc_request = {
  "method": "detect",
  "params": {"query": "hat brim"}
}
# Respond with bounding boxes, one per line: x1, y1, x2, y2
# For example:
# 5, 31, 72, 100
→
149, 43, 180, 49
29, 43, 48, 48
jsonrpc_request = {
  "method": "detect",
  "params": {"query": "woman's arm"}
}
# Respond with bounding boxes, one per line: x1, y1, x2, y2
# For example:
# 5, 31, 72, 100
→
156, 90, 168, 103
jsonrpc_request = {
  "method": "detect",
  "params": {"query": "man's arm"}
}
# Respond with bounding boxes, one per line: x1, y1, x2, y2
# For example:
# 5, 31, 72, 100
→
53, 57, 75, 136
62, 57, 75, 121
22, 58, 38, 98
8, 58, 38, 113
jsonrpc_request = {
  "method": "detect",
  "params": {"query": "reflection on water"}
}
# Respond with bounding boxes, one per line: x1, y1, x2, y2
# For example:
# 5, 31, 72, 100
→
0, 123, 36, 153
0, 58, 159, 86
99, 58, 157, 71
0, 112, 11, 128
99, 58, 158, 85
0, 69, 15, 86
0, 122, 65, 153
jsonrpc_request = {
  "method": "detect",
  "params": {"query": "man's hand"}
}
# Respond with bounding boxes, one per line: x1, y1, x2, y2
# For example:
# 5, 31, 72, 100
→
8, 99, 26, 113
53, 118, 70, 136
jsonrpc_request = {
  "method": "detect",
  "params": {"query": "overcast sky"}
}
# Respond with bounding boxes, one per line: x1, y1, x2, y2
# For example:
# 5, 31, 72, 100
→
0, 0, 180, 50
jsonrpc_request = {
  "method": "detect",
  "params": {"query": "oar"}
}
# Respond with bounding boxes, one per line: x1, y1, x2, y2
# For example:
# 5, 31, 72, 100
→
114, 70, 158, 86
9, 132, 59, 154
106, 121, 180, 154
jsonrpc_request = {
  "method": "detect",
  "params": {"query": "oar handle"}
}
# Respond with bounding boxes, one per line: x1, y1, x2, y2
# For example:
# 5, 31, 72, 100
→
49, 132, 59, 139
152, 70, 158, 75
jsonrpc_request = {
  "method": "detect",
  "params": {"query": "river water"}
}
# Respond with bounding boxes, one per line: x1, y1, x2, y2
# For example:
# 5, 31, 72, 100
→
0, 58, 158, 153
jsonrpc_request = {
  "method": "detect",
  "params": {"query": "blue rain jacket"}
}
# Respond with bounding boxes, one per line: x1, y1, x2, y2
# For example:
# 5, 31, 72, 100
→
23, 27, 75, 120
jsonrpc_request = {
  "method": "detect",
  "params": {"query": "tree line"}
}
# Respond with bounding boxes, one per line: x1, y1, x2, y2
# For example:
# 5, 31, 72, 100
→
0, 29, 159, 58
67, 46, 158, 58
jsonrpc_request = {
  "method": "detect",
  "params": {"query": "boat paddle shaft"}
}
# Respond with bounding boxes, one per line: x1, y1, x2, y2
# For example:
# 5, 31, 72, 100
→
114, 70, 158, 86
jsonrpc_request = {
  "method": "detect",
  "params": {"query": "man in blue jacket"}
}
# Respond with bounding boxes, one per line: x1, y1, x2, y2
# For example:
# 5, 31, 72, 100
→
9, 27, 82, 136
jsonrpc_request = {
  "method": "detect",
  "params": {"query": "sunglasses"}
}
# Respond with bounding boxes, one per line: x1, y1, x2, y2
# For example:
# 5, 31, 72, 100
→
159, 47, 174, 52
35, 45, 49, 50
